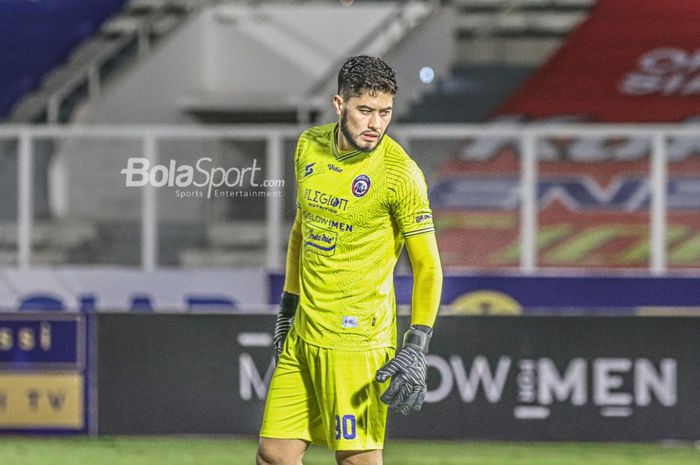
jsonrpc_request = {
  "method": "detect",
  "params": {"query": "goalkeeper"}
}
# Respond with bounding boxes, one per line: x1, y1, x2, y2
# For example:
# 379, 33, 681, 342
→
257, 55, 443, 465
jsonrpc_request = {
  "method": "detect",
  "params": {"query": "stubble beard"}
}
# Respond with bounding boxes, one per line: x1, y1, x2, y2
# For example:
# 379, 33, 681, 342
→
339, 110, 384, 153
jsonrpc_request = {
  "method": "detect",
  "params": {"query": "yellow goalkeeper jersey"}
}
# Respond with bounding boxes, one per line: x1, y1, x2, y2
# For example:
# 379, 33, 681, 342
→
293, 123, 435, 351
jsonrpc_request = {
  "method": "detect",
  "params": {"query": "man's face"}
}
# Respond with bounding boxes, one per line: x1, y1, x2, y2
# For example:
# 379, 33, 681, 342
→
334, 91, 394, 152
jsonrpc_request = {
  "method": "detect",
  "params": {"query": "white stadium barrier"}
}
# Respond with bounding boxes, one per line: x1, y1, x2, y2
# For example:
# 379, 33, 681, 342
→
0, 123, 699, 275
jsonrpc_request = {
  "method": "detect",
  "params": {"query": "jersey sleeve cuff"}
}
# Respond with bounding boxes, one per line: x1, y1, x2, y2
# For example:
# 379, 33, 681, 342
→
402, 227, 435, 239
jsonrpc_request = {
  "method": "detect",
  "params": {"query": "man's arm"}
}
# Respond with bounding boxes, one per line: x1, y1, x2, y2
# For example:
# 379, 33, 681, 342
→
283, 209, 302, 294
274, 209, 301, 362
375, 232, 442, 415
405, 232, 442, 328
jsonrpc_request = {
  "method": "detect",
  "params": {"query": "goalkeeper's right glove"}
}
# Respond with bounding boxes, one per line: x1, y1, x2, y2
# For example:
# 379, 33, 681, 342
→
273, 291, 298, 363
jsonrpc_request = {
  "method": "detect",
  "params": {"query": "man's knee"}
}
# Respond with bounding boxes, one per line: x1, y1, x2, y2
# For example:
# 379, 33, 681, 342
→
256, 446, 288, 465
257, 438, 307, 465
255, 450, 269, 465
255, 449, 277, 465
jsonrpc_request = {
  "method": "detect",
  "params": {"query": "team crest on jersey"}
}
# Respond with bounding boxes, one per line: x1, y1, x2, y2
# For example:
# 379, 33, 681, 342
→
351, 174, 371, 198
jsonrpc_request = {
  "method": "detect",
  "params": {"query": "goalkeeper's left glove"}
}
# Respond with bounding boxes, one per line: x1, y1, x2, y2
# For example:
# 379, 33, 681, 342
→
375, 324, 432, 415
273, 291, 298, 363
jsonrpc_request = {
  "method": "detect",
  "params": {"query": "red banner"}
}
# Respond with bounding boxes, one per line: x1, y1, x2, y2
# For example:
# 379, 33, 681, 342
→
434, 0, 700, 270
495, 0, 700, 122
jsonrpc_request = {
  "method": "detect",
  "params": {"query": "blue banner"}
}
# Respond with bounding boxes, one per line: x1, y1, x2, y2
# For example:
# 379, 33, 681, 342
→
0, 316, 83, 369
269, 273, 700, 315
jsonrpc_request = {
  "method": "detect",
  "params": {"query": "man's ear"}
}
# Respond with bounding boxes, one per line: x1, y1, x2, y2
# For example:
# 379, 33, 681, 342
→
333, 95, 343, 117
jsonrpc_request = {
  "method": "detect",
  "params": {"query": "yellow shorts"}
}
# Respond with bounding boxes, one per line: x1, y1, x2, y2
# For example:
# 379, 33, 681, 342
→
260, 327, 393, 451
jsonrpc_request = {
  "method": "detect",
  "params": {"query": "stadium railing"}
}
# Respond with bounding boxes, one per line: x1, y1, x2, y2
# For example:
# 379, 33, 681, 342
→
0, 123, 697, 273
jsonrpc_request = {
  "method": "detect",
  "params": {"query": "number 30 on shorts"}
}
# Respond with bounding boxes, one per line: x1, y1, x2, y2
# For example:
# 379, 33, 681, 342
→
334, 414, 356, 440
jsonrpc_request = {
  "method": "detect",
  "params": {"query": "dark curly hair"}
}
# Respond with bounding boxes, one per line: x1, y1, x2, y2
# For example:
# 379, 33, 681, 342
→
337, 55, 398, 99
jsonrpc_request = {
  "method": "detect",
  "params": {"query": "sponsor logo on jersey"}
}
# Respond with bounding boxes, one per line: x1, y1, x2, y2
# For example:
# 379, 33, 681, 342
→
303, 211, 353, 232
328, 163, 343, 173
303, 189, 349, 212
415, 213, 433, 224
342, 316, 358, 328
304, 226, 337, 256
351, 174, 371, 198
304, 162, 316, 177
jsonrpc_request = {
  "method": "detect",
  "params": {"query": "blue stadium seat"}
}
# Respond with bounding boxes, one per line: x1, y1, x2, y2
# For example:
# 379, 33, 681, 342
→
0, 0, 128, 118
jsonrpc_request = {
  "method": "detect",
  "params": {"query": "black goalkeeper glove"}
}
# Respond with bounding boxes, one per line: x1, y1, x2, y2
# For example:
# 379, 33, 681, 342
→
273, 291, 298, 363
375, 324, 432, 415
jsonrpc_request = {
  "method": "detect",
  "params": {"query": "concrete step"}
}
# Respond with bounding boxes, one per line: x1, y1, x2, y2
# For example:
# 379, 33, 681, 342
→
179, 248, 266, 268
0, 221, 97, 249
0, 249, 68, 266
206, 221, 293, 248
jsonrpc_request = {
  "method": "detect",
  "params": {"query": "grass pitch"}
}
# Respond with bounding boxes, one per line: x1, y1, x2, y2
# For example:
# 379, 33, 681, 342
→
0, 437, 699, 465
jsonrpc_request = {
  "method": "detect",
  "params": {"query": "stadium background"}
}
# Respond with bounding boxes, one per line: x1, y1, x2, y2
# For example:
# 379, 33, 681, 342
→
1, 0, 700, 462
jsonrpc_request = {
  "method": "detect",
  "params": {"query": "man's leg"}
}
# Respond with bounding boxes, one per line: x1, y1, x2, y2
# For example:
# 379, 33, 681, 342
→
335, 449, 383, 465
259, 330, 324, 464
256, 438, 310, 465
